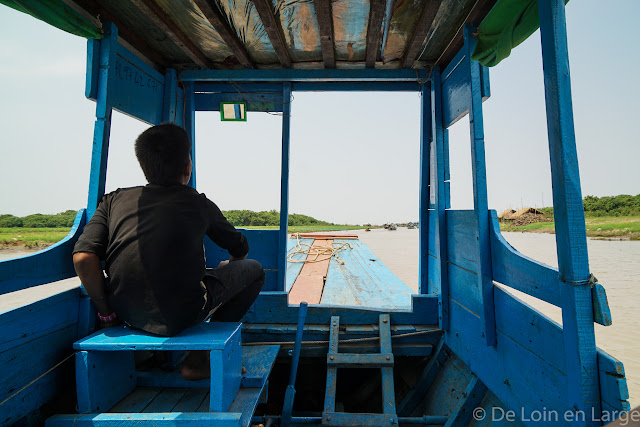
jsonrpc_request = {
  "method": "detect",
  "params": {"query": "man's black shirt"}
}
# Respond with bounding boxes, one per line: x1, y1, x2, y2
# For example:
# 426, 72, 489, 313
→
73, 184, 249, 336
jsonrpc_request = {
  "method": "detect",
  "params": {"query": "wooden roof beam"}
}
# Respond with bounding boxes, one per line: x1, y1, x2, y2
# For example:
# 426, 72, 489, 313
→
193, 0, 254, 68
82, 0, 168, 68
313, 0, 336, 68
402, 0, 442, 68
129, 0, 214, 68
252, 0, 291, 68
365, 0, 386, 68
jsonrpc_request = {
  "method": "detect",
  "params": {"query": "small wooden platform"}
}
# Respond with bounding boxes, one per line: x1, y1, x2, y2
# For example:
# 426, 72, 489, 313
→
47, 345, 278, 427
286, 237, 413, 308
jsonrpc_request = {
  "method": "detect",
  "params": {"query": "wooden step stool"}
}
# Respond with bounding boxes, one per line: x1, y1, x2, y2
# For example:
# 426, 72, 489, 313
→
72, 322, 242, 413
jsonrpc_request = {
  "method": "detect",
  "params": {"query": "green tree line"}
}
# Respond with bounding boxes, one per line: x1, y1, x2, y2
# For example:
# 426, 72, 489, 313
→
539, 194, 640, 217
0, 210, 78, 228
0, 209, 338, 228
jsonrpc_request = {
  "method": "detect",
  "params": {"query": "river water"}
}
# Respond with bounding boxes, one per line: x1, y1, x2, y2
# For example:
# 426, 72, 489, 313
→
2, 230, 638, 405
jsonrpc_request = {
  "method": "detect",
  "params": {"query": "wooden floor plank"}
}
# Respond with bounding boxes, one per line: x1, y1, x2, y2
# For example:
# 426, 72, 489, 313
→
288, 239, 333, 304
196, 392, 210, 412
173, 388, 209, 412
320, 257, 361, 306
109, 387, 161, 413
143, 388, 187, 413
286, 238, 313, 292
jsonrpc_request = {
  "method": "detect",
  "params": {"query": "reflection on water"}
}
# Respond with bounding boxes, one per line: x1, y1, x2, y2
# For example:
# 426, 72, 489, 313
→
357, 228, 639, 407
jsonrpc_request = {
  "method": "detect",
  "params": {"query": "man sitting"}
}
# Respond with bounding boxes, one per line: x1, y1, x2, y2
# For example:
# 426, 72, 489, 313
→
73, 123, 264, 380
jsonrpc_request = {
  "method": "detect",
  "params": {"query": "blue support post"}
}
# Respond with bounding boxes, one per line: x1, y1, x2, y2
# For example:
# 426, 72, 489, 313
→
278, 83, 292, 292
162, 69, 178, 123
86, 22, 118, 220
184, 81, 197, 188
430, 68, 449, 330
419, 84, 431, 294
539, 0, 600, 422
463, 24, 496, 347
281, 302, 308, 426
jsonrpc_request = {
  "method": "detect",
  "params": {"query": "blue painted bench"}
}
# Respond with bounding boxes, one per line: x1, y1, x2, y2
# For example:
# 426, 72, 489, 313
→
73, 322, 242, 413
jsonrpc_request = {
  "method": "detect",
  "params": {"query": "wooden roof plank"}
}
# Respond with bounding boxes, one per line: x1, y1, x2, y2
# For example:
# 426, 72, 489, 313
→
365, 0, 386, 68
252, 0, 291, 68
192, 0, 254, 68
81, 0, 169, 68
313, 0, 336, 68
436, 0, 498, 71
402, 0, 442, 68
129, 0, 214, 68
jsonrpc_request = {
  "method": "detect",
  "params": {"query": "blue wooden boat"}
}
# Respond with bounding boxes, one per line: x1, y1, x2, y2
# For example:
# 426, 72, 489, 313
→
0, 0, 631, 426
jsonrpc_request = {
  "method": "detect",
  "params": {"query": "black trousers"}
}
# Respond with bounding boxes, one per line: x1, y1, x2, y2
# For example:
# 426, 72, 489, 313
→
199, 259, 265, 322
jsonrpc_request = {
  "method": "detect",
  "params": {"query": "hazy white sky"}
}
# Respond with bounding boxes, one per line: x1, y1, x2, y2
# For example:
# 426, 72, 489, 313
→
0, 1, 638, 224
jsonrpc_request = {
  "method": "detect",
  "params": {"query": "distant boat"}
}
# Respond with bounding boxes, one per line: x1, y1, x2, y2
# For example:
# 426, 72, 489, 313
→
388, 223, 397, 230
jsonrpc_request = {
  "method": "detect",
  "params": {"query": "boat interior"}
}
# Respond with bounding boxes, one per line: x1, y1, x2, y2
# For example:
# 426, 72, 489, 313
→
0, 0, 632, 425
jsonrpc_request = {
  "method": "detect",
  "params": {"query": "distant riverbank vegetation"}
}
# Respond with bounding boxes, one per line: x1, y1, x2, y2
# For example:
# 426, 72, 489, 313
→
0, 209, 361, 249
501, 194, 640, 240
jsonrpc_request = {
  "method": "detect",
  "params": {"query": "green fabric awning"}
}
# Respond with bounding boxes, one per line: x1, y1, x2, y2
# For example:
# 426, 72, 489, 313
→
0, 0, 102, 39
472, 0, 569, 67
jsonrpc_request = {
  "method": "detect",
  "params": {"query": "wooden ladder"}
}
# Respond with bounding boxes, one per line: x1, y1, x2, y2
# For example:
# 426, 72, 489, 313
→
322, 314, 398, 426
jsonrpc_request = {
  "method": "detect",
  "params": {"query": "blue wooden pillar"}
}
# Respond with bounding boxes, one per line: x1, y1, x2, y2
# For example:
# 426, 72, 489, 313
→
464, 25, 496, 347
277, 83, 292, 292
86, 22, 118, 220
418, 84, 431, 295
162, 69, 178, 124
430, 68, 449, 330
184, 81, 197, 188
539, 0, 600, 422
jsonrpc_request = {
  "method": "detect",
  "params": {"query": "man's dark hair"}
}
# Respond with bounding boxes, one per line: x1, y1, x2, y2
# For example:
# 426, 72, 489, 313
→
135, 123, 191, 185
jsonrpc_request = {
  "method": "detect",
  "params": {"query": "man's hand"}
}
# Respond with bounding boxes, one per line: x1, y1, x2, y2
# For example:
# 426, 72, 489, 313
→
73, 252, 113, 317
217, 254, 247, 268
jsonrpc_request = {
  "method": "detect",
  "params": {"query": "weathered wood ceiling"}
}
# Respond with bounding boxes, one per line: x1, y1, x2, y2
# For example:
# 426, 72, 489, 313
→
75, 0, 497, 72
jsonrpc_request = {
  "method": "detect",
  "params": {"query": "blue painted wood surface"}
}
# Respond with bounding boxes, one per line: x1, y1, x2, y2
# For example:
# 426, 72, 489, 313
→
0, 209, 85, 295
46, 413, 243, 426
430, 67, 449, 330
319, 240, 413, 309
285, 237, 313, 293
204, 230, 279, 291
0, 287, 79, 353
277, 83, 292, 292
111, 40, 164, 126
195, 93, 284, 113
397, 337, 447, 416
489, 211, 562, 306
76, 351, 136, 413
444, 375, 487, 427
109, 387, 163, 413
591, 283, 612, 326
162, 69, 178, 123
244, 292, 439, 325
181, 68, 430, 82
1, 325, 77, 425
210, 329, 241, 412
464, 24, 496, 347
379, 314, 397, 416
74, 323, 241, 351
228, 345, 279, 427
184, 81, 197, 189
539, 0, 600, 421
419, 84, 431, 294
323, 316, 340, 414
597, 349, 631, 412
85, 39, 100, 100
87, 22, 117, 220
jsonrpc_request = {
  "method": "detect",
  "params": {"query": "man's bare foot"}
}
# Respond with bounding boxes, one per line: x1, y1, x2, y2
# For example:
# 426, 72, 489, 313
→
180, 350, 210, 381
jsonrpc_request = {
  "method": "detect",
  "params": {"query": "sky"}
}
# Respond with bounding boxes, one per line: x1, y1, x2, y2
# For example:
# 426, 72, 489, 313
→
0, 0, 638, 225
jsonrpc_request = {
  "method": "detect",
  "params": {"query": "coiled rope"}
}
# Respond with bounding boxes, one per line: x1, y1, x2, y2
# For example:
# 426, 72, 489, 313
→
286, 233, 353, 266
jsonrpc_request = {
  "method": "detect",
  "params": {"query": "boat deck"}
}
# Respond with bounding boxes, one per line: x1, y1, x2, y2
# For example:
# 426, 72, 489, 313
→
286, 235, 413, 309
